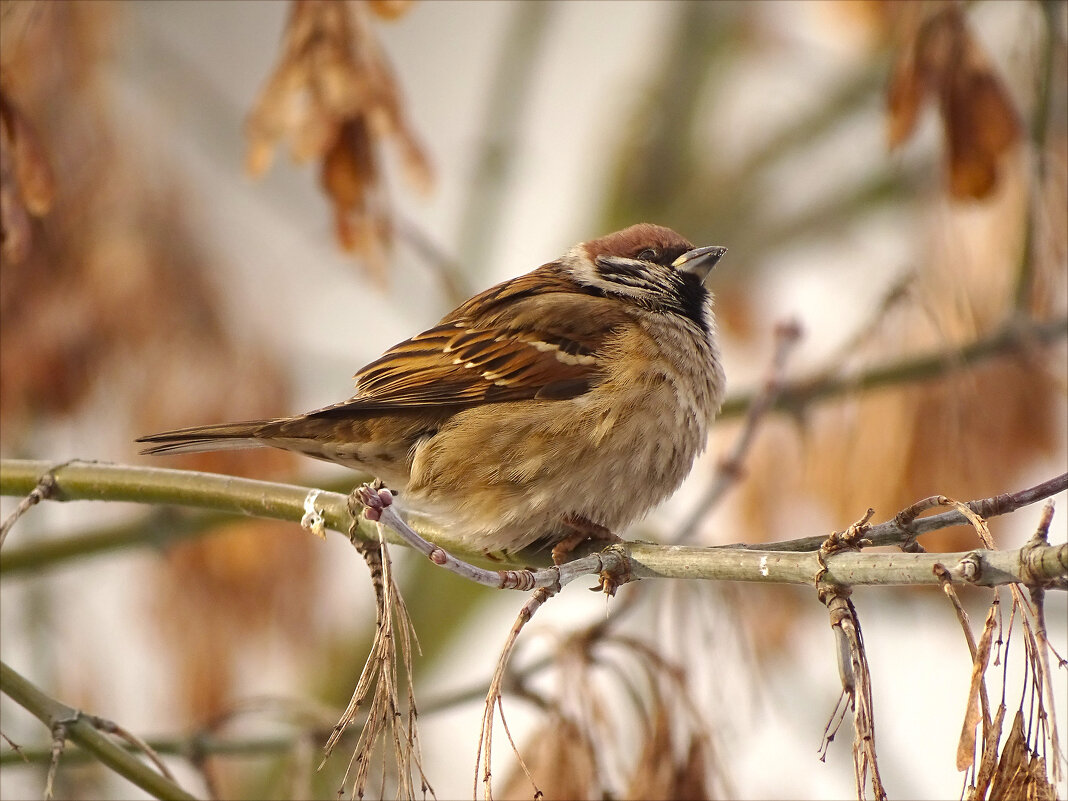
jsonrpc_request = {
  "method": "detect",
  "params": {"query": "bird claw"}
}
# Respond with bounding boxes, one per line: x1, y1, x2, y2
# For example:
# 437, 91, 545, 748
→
591, 561, 632, 596
591, 571, 620, 596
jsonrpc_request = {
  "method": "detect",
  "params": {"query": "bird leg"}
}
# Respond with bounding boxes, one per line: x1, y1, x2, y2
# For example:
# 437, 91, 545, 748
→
552, 515, 622, 565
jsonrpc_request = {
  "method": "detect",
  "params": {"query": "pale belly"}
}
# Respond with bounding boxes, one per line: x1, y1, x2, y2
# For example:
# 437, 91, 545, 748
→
405, 374, 717, 554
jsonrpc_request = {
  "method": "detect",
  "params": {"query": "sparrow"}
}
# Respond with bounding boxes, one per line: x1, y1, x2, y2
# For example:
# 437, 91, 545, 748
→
138, 223, 727, 562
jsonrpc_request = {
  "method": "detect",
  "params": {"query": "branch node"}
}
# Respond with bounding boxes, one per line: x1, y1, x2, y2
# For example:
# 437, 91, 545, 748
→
815, 508, 875, 587
1019, 501, 1067, 590
300, 489, 327, 539
0, 463, 65, 547
45, 716, 75, 801
590, 545, 634, 596
496, 569, 539, 592
816, 586, 887, 800
956, 551, 984, 583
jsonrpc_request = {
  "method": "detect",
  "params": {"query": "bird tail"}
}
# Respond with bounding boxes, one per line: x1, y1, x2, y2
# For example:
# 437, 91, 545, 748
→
136, 420, 277, 455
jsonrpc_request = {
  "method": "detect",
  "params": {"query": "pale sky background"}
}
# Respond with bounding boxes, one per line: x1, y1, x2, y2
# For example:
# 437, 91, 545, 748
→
1, 2, 1065, 799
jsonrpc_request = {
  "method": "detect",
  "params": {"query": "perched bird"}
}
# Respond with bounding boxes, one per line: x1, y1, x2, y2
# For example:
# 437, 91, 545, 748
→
139, 223, 727, 562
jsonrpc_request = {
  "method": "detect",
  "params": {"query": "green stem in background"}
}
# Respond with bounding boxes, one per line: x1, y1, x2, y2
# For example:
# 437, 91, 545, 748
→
718, 314, 1067, 418
681, 59, 895, 247
0, 661, 197, 801
722, 166, 908, 262
0, 733, 295, 767
1013, 0, 1060, 311
600, 2, 738, 232
0, 509, 236, 577
456, 2, 553, 281
727, 61, 888, 199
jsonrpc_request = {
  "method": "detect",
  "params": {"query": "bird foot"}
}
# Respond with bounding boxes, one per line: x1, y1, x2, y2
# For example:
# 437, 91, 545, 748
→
551, 516, 622, 566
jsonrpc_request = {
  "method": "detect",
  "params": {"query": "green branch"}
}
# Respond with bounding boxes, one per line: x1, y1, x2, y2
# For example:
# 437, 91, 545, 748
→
0, 508, 237, 576
0, 730, 300, 767
2, 459, 1064, 589
0, 661, 197, 800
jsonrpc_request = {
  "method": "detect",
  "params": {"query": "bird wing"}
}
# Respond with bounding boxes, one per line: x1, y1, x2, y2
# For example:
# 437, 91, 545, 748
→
339, 266, 630, 410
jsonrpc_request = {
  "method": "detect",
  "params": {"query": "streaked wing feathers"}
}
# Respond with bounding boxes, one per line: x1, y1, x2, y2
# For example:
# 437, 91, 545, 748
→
344, 266, 630, 410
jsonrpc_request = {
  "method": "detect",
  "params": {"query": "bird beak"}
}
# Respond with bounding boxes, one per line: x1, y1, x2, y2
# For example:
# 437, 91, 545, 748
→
673, 245, 727, 282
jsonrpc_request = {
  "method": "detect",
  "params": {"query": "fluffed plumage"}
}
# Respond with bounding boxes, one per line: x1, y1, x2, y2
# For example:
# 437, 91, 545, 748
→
139, 223, 727, 556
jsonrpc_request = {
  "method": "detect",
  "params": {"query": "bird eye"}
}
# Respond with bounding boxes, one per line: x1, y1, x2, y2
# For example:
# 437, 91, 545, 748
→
637, 248, 658, 262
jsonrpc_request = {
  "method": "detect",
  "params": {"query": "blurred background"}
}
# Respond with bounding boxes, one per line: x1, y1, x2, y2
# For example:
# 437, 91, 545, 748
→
1, 1, 1065, 798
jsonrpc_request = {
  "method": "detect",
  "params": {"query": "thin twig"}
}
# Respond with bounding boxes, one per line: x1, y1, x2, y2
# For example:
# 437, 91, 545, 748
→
45, 719, 69, 800
1013, 0, 1058, 311
717, 314, 1067, 420
475, 587, 554, 801
0, 731, 27, 762
948, 496, 1064, 791
357, 484, 630, 594
934, 570, 995, 772
0, 464, 64, 548
819, 690, 852, 763
87, 715, 177, 783
814, 512, 886, 800
728, 472, 1068, 553
324, 506, 433, 800
818, 587, 886, 801
1026, 501, 1064, 782
456, 2, 553, 281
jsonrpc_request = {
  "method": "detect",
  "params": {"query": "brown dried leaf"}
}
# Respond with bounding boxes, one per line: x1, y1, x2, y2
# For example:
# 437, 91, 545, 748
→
322, 116, 376, 210
366, 0, 414, 20
942, 61, 1021, 200
626, 705, 712, 801
0, 126, 32, 263
971, 703, 1006, 800
988, 710, 1057, 801
0, 86, 55, 262
0, 90, 55, 215
886, 47, 927, 149
499, 713, 597, 801
885, 5, 1021, 199
321, 117, 390, 276
956, 602, 997, 771
885, 2, 929, 150
245, 0, 431, 269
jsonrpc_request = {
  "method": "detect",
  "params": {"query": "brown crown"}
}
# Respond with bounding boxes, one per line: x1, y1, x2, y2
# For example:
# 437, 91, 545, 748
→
582, 223, 694, 262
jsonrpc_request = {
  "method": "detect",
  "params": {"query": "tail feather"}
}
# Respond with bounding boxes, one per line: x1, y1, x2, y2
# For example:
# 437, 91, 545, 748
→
136, 420, 276, 455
